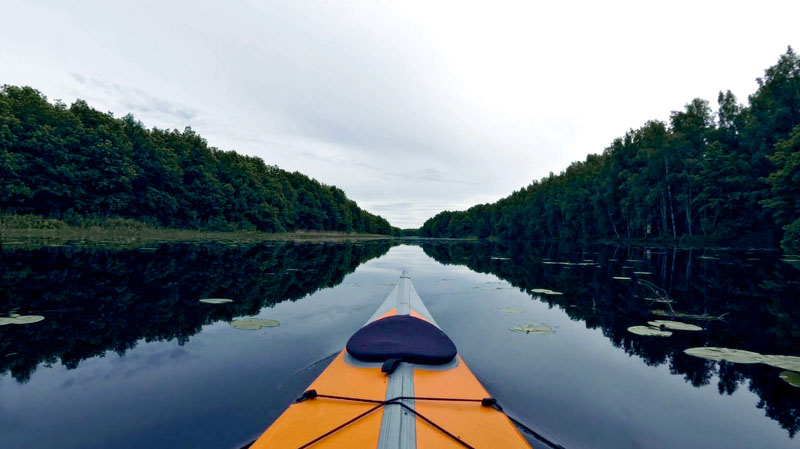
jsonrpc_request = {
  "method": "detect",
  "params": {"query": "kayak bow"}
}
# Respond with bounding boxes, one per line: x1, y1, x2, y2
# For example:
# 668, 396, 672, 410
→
250, 271, 533, 449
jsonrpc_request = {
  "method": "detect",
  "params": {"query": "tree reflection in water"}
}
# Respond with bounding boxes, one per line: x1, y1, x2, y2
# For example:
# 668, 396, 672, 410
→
0, 241, 395, 383
421, 241, 800, 437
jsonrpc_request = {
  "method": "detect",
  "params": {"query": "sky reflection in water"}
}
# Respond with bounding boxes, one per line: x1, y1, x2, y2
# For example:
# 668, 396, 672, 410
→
1, 241, 798, 449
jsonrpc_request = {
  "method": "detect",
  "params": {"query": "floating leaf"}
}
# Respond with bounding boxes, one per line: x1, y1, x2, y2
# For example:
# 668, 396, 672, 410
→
499, 306, 525, 314
509, 323, 555, 334
530, 288, 563, 295
613, 276, 632, 281
0, 315, 45, 326
199, 298, 233, 304
230, 318, 280, 330
647, 320, 703, 331
760, 355, 800, 372
651, 310, 727, 320
627, 325, 672, 337
779, 371, 800, 388
684, 347, 764, 364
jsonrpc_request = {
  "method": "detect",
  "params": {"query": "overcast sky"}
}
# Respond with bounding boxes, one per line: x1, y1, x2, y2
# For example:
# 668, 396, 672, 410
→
2, 1, 798, 228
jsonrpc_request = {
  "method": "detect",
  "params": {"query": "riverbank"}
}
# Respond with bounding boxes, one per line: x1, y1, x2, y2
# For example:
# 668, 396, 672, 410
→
0, 214, 394, 245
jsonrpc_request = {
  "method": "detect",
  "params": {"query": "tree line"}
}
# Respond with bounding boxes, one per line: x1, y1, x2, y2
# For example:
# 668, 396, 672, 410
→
420, 48, 800, 250
0, 86, 397, 234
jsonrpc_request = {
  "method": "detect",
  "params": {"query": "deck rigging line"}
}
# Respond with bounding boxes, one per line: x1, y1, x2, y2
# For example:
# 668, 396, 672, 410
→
288, 390, 566, 449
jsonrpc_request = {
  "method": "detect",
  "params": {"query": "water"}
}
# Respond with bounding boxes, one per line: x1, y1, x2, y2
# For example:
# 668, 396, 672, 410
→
1, 240, 798, 448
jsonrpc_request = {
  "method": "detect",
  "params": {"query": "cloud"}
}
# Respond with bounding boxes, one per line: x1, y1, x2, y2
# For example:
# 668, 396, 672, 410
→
2, 0, 798, 228
70, 73, 199, 124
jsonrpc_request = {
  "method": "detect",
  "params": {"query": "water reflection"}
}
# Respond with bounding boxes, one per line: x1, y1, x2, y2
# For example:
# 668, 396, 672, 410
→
420, 241, 800, 437
0, 241, 395, 383
2, 240, 799, 448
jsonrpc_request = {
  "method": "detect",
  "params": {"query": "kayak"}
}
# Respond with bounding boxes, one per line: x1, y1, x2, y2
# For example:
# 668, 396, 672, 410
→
249, 271, 535, 449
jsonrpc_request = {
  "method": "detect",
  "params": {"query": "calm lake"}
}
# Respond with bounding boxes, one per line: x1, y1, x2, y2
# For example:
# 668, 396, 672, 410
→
1, 240, 799, 448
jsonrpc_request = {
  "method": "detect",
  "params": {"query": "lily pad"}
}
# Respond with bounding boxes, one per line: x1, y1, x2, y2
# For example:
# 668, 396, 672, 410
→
627, 325, 672, 337
684, 347, 764, 364
651, 310, 727, 321
199, 298, 233, 304
760, 355, 800, 372
0, 315, 45, 326
647, 320, 703, 331
509, 323, 555, 334
530, 288, 563, 295
779, 371, 800, 388
230, 318, 280, 330
499, 306, 525, 314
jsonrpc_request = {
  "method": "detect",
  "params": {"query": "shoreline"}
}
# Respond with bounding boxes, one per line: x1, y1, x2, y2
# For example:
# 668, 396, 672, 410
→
0, 228, 395, 246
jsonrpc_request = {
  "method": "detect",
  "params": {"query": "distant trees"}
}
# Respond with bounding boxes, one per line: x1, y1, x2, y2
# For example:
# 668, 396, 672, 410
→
0, 86, 396, 234
421, 47, 800, 249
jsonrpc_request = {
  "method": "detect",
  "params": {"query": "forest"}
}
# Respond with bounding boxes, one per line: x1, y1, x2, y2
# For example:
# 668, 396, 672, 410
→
420, 48, 800, 251
0, 86, 396, 234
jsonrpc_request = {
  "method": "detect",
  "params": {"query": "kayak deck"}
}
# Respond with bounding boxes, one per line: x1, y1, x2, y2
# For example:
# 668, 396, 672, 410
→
251, 272, 531, 449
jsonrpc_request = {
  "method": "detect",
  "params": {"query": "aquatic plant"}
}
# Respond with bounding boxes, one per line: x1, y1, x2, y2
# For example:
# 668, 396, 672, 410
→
530, 288, 563, 295
499, 307, 525, 314
0, 315, 45, 325
199, 298, 233, 304
647, 320, 703, 331
779, 371, 800, 388
684, 347, 767, 364
509, 323, 555, 334
230, 318, 280, 330
627, 325, 672, 337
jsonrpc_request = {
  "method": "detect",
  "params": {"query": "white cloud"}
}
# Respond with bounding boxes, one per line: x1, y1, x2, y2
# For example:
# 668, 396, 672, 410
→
2, 0, 798, 228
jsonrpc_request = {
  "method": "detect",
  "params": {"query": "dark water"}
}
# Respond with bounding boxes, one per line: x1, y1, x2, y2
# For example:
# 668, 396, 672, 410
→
1, 240, 799, 449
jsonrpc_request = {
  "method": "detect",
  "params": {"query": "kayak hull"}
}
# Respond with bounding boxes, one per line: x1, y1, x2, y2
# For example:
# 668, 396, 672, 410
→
251, 272, 531, 449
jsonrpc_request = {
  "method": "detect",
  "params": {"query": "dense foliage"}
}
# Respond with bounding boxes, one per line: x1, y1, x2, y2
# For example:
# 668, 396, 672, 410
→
421, 48, 800, 250
0, 87, 396, 234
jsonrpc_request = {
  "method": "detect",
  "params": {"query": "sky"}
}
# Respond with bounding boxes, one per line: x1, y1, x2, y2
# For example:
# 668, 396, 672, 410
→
2, 0, 798, 228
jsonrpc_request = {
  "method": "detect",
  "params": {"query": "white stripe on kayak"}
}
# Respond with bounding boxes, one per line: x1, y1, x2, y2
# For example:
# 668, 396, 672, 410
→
377, 271, 417, 449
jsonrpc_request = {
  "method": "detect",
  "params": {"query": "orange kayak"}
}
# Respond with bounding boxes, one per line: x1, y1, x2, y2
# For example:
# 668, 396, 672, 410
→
250, 271, 535, 449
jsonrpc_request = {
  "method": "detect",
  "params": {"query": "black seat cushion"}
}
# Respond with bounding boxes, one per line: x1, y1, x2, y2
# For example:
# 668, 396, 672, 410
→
346, 315, 457, 365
